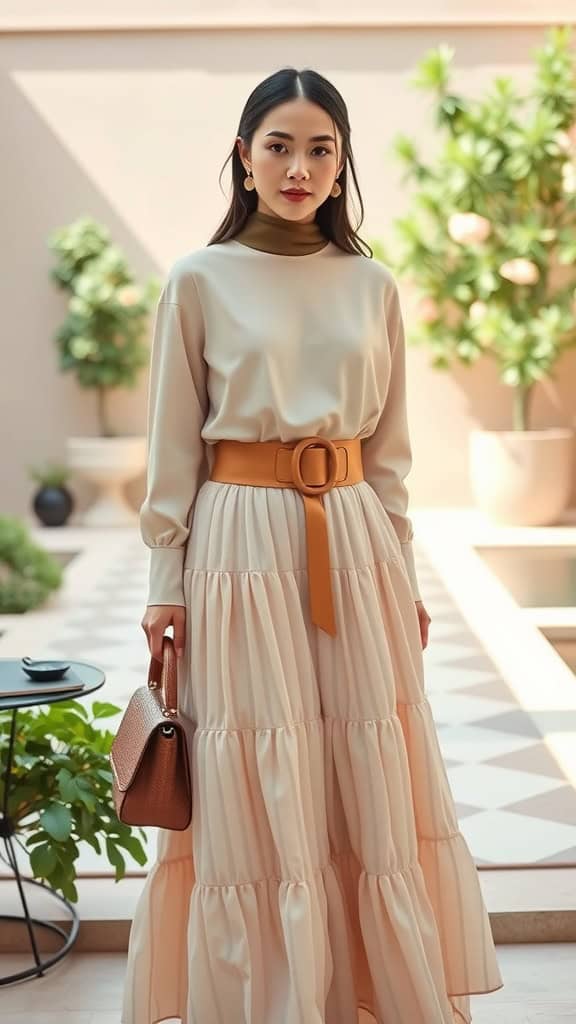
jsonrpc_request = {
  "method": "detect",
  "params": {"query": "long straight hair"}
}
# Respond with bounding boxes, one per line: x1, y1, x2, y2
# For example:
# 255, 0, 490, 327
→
207, 67, 373, 258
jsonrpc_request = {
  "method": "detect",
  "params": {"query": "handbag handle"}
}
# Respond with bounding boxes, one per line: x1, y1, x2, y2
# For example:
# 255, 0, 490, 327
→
147, 633, 178, 713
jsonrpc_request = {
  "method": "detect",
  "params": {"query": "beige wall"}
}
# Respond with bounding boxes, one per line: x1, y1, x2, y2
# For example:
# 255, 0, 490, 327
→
2, 10, 575, 519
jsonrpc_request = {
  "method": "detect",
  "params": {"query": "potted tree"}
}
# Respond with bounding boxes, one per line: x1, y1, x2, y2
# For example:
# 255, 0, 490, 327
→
383, 26, 576, 525
49, 217, 161, 526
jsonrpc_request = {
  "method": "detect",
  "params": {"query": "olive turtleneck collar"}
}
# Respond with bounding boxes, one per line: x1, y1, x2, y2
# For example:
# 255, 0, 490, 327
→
233, 208, 329, 256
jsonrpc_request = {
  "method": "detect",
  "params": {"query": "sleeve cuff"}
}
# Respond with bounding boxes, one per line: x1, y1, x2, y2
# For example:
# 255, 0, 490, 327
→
400, 540, 421, 602
146, 546, 186, 606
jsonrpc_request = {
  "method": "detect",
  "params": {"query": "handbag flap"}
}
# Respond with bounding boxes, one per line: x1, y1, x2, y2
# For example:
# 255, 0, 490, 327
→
109, 636, 183, 793
110, 685, 178, 792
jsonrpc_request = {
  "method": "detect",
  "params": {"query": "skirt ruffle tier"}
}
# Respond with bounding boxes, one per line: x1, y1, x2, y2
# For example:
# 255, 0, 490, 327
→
121, 479, 503, 1024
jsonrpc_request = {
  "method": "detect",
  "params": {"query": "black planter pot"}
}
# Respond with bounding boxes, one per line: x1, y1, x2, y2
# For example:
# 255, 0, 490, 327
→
32, 486, 75, 527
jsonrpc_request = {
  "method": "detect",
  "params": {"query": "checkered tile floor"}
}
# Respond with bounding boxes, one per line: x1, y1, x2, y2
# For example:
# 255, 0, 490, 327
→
416, 553, 576, 867
2, 533, 575, 872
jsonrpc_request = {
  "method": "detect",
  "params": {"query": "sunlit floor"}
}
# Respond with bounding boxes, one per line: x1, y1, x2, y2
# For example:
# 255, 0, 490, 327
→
0, 944, 574, 1023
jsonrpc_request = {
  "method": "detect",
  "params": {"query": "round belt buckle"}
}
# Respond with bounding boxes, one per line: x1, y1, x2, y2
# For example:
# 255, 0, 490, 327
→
291, 436, 339, 496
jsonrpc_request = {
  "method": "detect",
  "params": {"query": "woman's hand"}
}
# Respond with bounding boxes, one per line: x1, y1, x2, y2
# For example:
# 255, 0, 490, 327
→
415, 600, 431, 650
141, 605, 186, 661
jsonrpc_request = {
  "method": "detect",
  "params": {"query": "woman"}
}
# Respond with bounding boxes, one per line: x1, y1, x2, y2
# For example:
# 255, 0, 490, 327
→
121, 66, 503, 1024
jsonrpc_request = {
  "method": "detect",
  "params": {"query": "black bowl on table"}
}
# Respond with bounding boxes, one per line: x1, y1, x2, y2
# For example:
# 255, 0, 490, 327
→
20, 658, 71, 682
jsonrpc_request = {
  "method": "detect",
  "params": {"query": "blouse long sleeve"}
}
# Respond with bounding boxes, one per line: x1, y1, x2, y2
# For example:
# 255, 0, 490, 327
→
361, 276, 421, 602
139, 271, 209, 607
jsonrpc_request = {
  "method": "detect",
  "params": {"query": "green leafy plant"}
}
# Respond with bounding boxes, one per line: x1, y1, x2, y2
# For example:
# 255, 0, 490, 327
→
0, 516, 63, 613
27, 460, 72, 489
0, 699, 147, 902
48, 216, 161, 437
383, 25, 576, 430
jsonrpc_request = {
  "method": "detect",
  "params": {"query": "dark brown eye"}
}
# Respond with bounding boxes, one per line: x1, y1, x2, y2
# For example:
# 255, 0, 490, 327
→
268, 143, 331, 157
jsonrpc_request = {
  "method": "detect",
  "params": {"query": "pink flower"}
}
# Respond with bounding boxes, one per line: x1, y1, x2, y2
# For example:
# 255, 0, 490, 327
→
448, 212, 492, 245
499, 258, 540, 285
469, 300, 488, 321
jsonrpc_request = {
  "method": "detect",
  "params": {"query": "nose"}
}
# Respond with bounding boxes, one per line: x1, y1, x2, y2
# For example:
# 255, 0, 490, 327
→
287, 159, 310, 179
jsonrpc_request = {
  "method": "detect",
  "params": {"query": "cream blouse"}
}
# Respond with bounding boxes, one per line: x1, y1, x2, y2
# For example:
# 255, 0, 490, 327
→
139, 238, 421, 606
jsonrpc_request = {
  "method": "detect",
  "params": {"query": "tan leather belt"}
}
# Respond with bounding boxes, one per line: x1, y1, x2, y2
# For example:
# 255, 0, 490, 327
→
209, 436, 364, 637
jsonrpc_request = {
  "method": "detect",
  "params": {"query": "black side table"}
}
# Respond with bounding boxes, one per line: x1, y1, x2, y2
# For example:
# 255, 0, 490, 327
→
0, 659, 105, 985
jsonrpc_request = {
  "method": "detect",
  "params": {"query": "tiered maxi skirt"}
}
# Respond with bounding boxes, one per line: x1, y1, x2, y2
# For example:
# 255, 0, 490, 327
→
121, 476, 504, 1024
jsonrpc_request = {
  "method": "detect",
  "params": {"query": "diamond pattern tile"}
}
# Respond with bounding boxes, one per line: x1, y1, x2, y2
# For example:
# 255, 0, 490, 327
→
505, 785, 576, 825
457, 809, 576, 864
437, 723, 538, 762
427, 691, 518, 726
473, 709, 545, 738
484, 741, 568, 780
445, 763, 566, 810
452, 678, 518, 703
410, 541, 576, 867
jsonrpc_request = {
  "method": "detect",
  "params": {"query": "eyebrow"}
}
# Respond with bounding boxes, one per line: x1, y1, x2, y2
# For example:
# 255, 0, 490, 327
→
264, 131, 336, 144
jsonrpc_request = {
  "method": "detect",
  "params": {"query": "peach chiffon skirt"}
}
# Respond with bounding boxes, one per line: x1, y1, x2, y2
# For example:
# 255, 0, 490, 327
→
121, 478, 503, 1024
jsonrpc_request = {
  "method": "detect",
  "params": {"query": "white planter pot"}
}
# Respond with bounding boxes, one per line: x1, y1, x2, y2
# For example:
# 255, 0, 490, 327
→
66, 436, 147, 527
469, 427, 575, 525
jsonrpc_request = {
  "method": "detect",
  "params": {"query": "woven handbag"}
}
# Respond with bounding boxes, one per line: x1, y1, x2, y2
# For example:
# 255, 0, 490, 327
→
109, 634, 192, 830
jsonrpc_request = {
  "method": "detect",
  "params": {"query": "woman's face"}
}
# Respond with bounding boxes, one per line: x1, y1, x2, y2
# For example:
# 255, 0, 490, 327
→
237, 98, 343, 223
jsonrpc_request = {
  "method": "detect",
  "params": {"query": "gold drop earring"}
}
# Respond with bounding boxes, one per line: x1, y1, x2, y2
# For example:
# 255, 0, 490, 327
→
330, 178, 342, 198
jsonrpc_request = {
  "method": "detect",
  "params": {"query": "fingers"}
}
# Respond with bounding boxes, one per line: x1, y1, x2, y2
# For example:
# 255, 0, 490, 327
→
172, 607, 186, 658
141, 605, 187, 661
147, 621, 166, 661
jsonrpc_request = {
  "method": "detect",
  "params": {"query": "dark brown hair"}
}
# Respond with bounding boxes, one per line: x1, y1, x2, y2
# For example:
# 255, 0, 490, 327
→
207, 66, 373, 258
